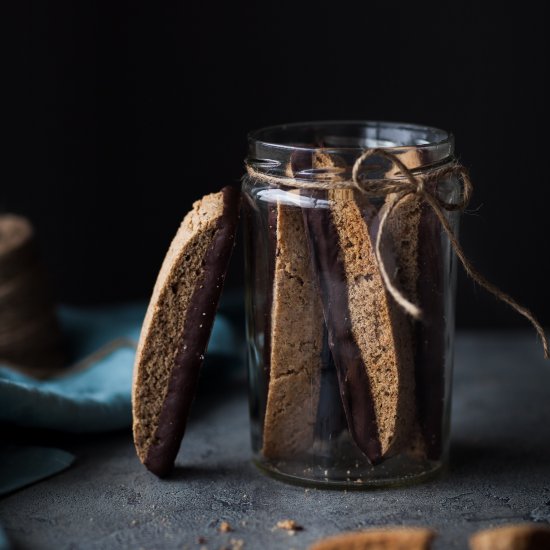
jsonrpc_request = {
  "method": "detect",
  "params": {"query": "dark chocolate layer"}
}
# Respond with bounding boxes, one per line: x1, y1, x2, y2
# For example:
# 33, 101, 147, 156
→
144, 186, 241, 477
415, 203, 446, 459
314, 325, 348, 442
303, 197, 382, 463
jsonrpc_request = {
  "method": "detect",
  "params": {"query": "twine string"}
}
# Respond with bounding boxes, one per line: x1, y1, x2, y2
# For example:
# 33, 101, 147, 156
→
246, 148, 549, 358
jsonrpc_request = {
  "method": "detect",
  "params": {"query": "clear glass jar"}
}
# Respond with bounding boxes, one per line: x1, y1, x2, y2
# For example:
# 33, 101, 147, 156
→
242, 121, 460, 488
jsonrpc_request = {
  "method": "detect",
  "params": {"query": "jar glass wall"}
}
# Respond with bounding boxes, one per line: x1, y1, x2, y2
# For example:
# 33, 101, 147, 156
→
243, 121, 460, 487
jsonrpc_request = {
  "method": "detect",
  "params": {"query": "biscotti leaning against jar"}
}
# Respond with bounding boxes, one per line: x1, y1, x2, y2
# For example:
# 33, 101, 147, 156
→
131, 121, 547, 483
242, 121, 548, 488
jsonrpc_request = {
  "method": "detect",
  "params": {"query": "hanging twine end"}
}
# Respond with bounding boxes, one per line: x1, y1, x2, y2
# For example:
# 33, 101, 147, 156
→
542, 337, 550, 360
404, 302, 423, 321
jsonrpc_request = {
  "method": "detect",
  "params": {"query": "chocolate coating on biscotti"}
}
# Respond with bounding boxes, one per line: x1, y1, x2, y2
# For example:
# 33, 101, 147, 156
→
132, 186, 240, 477
314, 325, 348, 443
415, 202, 446, 459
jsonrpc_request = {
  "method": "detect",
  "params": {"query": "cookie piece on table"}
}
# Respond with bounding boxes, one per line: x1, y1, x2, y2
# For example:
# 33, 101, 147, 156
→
262, 200, 324, 459
469, 524, 550, 550
132, 186, 240, 477
309, 527, 436, 550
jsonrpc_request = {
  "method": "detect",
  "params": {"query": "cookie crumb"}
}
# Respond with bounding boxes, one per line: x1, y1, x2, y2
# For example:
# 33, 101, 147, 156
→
219, 521, 233, 533
275, 520, 303, 532
229, 538, 244, 549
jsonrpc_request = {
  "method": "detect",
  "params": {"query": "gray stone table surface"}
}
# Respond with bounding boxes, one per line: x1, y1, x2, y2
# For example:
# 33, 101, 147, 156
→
1, 331, 550, 550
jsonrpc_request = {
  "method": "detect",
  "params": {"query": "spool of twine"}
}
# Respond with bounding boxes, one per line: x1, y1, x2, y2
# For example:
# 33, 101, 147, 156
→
0, 214, 65, 372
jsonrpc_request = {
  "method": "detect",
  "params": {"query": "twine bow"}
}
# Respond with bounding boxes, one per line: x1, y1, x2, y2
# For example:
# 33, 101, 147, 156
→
247, 149, 549, 358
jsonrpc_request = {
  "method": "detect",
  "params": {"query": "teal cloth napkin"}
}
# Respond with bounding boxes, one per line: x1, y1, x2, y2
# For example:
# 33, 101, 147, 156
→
0, 526, 8, 550
0, 446, 75, 498
0, 302, 242, 498
0, 304, 239, 432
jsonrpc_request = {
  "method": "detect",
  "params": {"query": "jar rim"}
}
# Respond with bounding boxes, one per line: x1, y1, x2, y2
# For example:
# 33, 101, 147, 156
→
247, 120, 454, 177
249, 120, 453, 154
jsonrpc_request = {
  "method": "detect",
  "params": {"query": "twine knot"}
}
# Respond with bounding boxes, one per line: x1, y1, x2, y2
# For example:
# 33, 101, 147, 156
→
246, 148, 549, 359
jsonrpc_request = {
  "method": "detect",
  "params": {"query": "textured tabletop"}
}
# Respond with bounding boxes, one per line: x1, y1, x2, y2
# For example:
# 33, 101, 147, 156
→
1, 331, 550, 550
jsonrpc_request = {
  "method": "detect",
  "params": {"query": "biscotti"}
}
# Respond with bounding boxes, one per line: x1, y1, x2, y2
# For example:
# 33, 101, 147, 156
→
262, 201, 324, 459
469, 524, 550, 550
303, 185, 416, 462
309, 527, 436, 550
132, 186, 240, 477
384, 191, 447, 459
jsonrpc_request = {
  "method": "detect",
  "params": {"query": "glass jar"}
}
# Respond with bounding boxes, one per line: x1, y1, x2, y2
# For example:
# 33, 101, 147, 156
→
242, 121, 460, 488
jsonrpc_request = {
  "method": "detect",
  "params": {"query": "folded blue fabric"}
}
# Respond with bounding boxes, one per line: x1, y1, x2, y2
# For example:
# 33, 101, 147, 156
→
0, 303, 240, 432
0, 445, 75, 497
0, 525, 8, 550
0, 302, 242, 504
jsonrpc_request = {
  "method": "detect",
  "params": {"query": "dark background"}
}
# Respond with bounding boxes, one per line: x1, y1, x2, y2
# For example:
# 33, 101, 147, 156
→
4, 2, 549, 329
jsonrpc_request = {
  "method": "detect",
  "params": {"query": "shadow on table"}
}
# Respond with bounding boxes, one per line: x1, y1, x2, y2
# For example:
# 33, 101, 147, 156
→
168, 460, 258, 482
450, 438, 550, 483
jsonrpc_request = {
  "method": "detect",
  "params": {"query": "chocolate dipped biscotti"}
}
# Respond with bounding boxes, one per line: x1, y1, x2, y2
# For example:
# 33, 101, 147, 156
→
414, 202, 447, 458
379, 190, 427, 460
382, 171, 449, 459
303, 186, 416, 463
299, 149, 418, 463
132, 186, 240, 477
